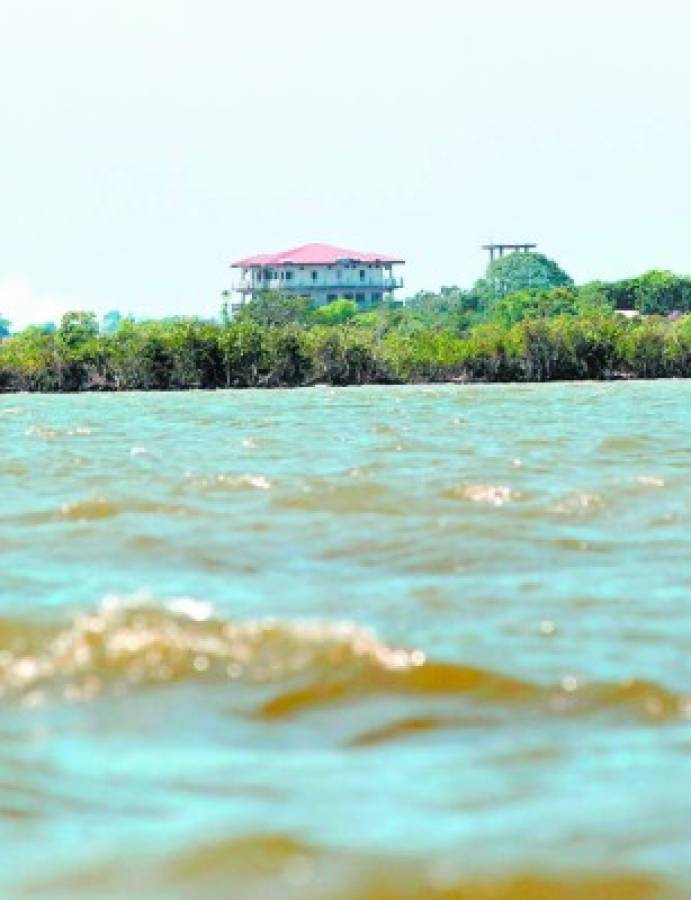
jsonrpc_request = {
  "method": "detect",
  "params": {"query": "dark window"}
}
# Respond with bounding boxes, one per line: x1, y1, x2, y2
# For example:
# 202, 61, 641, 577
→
356, 293, 365, 302
360, 270, 365, 281
327, 294, 337, 301
285, 271, 293, 281
344, 293, 354, 300
312, 271, 318, 282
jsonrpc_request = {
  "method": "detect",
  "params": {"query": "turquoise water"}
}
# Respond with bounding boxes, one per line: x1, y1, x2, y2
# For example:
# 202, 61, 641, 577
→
1, 383, 690, 898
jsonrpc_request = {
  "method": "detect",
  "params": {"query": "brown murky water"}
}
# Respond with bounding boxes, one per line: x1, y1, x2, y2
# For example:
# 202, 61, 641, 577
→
1, 384, 690, 898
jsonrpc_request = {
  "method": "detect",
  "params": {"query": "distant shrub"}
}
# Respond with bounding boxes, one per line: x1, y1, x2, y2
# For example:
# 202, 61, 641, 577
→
310, 299, 359, 326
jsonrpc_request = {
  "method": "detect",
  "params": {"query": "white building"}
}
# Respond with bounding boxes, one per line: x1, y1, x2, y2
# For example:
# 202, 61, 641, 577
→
231, 243, 405, 312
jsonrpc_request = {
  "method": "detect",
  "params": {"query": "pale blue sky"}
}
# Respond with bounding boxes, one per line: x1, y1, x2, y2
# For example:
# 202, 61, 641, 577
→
1, 0, 690, 327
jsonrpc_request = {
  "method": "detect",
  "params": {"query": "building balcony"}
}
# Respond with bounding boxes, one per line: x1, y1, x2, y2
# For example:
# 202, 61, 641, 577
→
234, 277, 404, 293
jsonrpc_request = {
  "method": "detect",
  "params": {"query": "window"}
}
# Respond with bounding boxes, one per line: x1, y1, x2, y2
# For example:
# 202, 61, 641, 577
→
356, 293, 365, 302
285, 271, 293, 281
312, 271, 318, 282
327, 294, 337, 301
360, 269, 365, 281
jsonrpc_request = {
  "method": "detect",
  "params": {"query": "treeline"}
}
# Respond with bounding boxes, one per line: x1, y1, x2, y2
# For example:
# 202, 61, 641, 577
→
3, 259, 691, 391
3, 302, 691, 391
406, 268, 691, 328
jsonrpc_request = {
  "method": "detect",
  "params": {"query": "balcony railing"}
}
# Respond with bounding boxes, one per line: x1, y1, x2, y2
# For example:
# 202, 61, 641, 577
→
234, 277, 404, 293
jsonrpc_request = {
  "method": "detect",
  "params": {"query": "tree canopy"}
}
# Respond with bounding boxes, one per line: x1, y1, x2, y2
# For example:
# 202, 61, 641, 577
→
310, 299, 359, 326
57, 311, 99, 348
474, 252, 574, 304
234, 291, 313, 328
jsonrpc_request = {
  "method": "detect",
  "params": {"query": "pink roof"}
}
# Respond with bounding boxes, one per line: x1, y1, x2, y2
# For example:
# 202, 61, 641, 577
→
232, 242, 404, 268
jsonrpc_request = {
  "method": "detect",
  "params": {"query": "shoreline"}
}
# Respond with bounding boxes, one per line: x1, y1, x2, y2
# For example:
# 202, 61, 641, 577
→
0, 372, 664, 395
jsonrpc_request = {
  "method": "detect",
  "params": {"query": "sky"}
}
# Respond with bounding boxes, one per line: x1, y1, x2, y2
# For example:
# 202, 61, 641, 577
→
1, 0, 690, 328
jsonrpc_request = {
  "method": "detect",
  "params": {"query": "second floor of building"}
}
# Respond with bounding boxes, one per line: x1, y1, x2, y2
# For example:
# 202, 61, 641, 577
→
234, 261, 403, 294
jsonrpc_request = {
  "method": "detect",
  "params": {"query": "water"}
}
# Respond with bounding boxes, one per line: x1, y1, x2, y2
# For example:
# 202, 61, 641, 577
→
1, 383, 690, 899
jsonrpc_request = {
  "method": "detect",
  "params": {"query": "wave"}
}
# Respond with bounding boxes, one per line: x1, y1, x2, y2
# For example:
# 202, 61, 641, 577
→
169, 841, 668, 899
25, 832, 668, 899
0, 598, 688, 725
165, 838, 670, 899
272, 480, 405, 515
182, 473, 272, 493
24, 424, 93, 439
443, 484, 518, 506
10, 497, 198, 525
0, 597, 424, 705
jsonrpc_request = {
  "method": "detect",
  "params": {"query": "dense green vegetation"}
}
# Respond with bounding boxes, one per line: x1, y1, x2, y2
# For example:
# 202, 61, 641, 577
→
3, 256, 691, 391
472, 251, 573, 303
